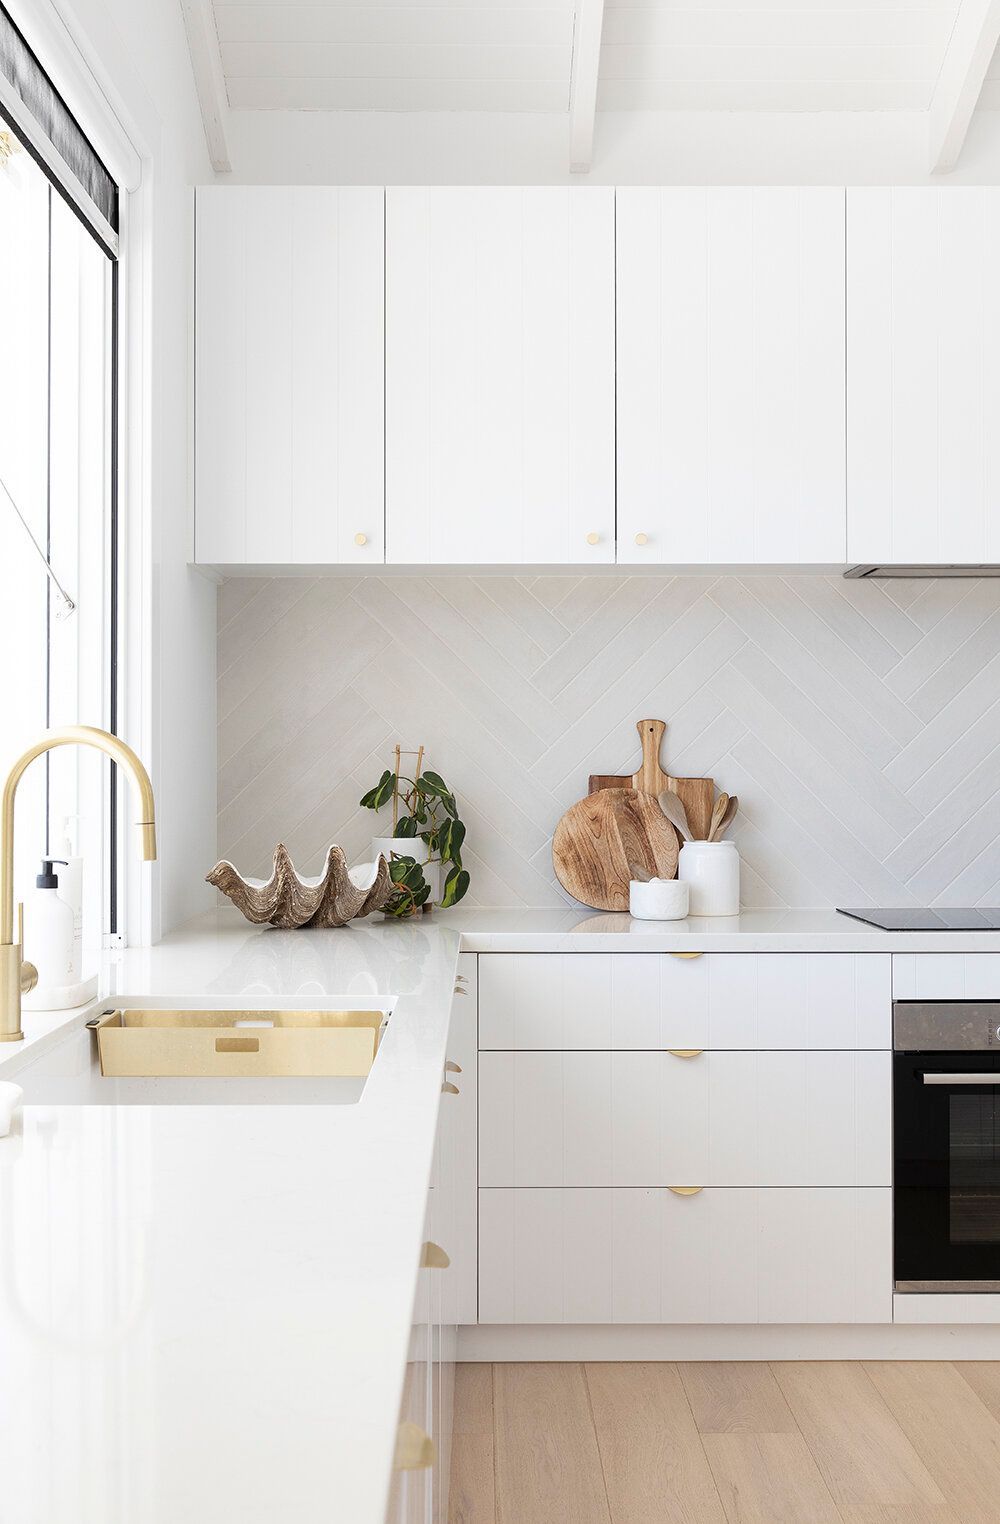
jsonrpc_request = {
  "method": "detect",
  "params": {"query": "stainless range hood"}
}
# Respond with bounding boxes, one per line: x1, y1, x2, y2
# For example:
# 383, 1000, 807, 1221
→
845, 565, 1000, 579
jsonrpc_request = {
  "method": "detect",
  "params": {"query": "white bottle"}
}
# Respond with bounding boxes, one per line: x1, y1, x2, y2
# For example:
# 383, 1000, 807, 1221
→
52, 817, 83, 975
24, 859, 78, 994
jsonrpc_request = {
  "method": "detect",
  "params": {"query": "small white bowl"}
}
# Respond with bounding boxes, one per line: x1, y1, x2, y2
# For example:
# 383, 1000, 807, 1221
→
629, 878, 689, 921
0, 1082, 24, 1138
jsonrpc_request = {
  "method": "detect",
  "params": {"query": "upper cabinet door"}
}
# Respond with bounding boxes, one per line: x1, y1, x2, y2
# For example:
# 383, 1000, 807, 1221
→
385, 187, 615, 564
616, 188, 847, 565
848, 189, 1000, 565
195, 187, 384, 565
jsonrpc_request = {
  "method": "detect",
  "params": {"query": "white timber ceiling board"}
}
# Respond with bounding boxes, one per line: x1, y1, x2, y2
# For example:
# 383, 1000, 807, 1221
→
214, 0, 575, 111
599, 0, 962, 113
982, 35, 1000, 105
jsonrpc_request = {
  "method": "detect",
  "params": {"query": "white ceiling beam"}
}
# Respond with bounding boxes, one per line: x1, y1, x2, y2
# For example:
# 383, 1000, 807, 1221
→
928, 0, 1000, 172
179, 0, 232, 174
569, 0, 606, 174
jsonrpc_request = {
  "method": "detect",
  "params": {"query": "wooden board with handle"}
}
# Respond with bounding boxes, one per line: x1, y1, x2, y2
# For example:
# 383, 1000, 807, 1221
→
552, 788, 679, 913
589, 719, 716, 842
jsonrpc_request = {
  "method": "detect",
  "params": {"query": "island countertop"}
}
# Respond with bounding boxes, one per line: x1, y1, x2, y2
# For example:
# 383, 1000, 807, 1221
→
2, 903, 999, 1524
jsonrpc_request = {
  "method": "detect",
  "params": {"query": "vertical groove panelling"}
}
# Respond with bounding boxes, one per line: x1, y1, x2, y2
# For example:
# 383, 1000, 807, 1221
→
195, 187, 384, 564
616, 187, 846, 564
848, 188, 1000, 564
385, 187, 615, 564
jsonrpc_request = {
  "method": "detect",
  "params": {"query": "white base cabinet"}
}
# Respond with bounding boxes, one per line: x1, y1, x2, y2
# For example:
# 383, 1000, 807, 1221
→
479, 1049, 890, 1189
479, 1186, 892, 1326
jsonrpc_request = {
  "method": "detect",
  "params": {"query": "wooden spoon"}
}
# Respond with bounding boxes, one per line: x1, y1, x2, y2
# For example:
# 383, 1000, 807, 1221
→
710, 794, 738, 841
657, 789, 693, 842
708, 792, 729, 842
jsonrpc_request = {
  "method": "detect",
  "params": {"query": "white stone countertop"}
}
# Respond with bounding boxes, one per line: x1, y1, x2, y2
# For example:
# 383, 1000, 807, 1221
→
2, 902, 999, 1524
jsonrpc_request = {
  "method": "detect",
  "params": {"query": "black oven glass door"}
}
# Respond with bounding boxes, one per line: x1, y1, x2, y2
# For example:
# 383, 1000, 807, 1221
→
895, 1050, 1000, 1285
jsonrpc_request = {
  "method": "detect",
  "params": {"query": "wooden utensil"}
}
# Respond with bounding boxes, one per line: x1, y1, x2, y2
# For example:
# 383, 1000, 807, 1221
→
552, 788, 679, 912
657, 789, 693, 842
710, 794, 738, 841
589, 719, 716, 841
708, 791, 730, 843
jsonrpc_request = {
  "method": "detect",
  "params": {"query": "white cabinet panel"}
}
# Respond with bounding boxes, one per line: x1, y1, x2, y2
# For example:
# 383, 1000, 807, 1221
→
848, 188, 1000, 564
893, 953, 1000, 1001
385, 187, 615, 565
616, 187, 846, 565
195, 186, 384, 565
437, 954, 478, 1326
478, 954, 891, 1050
479, 1187, 891, 1324
479, 1050, 890, 1188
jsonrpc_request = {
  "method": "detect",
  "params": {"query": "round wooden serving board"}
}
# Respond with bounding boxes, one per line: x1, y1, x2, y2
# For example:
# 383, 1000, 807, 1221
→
552, 787, 679, 912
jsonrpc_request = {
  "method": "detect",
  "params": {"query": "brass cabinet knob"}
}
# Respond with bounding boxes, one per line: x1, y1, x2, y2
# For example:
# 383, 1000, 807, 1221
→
441, 1080, 460, 1095
586, 532, 600, 545
421, 1240, 451, 1270
394, 1421, 436, 1471
668, 1186, 703, 1196
634, 532, 648, 546
354, 532, 368, 547
445, 1059, 462, 1074
666, 1049, 703, 1059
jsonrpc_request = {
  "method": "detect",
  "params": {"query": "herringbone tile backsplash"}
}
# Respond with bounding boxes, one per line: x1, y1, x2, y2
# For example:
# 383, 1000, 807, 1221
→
217, 575, 1000, 909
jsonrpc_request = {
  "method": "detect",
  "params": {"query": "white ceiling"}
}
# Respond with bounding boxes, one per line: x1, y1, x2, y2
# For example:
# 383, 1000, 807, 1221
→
211, 0, 993, 116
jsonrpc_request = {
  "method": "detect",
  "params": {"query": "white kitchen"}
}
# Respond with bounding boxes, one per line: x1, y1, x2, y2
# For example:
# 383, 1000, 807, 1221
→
5, 2, 1000, 1521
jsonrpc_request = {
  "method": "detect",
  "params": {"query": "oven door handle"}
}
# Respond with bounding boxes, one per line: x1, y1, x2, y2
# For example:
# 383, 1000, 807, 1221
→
920, 1072, 1000, 1084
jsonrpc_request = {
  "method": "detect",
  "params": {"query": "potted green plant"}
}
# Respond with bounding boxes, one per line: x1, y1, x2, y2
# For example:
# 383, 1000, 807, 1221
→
360, 747, 470, 919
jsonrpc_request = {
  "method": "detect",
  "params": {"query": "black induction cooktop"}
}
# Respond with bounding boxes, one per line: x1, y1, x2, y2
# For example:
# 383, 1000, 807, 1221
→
837, 908, 1000, 931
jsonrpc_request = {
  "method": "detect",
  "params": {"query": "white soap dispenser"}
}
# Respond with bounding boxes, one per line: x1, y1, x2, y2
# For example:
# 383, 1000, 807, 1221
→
24, 858, 77, 999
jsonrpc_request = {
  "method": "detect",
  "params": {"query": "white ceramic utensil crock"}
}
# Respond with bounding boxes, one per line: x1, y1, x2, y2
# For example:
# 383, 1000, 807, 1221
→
677, 840, 740, 916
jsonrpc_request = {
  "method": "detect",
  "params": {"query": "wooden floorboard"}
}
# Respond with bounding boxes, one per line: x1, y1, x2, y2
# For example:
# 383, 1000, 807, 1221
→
492, 1363, 612, 1524
451, 1361, 989, 1524
865, 1361, 1000, 1524
586, 1361, 726, 1524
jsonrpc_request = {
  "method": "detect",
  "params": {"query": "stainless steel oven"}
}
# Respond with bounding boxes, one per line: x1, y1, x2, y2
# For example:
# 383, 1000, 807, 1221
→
895, 1001, 1000, 1291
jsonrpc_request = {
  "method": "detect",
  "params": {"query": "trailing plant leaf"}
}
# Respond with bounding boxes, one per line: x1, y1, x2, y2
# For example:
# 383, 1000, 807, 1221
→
360, 770, 396, 811
440, 865, 470, 908
393, 816, 419, 838
445, 818, 465, 867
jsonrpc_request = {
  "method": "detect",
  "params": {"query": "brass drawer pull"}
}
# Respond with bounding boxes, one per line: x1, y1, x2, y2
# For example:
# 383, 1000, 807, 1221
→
455, 974, 468, 983
670, 952, 703, 960
667, 1048, 703, 1059
453, 985, 468, 996
215, 1037, 259, 1053
394, 1421, 436, 1472
445, 1059, 462, 1074
668, 1186, 703, 1196
441, 1080, 460, 1095
421, 1241, 451, 1270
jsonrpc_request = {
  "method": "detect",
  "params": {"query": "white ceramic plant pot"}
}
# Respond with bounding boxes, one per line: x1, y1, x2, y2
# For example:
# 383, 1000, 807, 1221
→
677, 840, 741, 917
372, 836, 429, 866
629, 878, 689, 921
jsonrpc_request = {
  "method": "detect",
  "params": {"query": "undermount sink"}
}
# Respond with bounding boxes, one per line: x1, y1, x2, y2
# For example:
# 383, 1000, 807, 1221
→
8, 998, 392, 1107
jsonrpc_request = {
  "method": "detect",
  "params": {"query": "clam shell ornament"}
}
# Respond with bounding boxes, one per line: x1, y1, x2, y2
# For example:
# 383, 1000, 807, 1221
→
207, 843, 391, 928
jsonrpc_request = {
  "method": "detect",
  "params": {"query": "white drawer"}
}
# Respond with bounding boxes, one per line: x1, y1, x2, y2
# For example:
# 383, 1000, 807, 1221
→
478, 1050, 890, 1188
479, 1186, 891, 1325
894, 954, 1000, 1001
478, 954, 891, 1050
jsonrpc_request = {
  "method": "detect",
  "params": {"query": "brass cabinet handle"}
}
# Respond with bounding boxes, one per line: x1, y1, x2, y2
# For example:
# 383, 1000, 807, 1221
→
670, 952, 703, 960
666, 1049, 703, 1059
668, 1186, 703, 1196
453, 985, 468, 996
441, 1081, 460, 1095
421, 1240, 451, 1270
455, 974, 468, 983
394, 1421, 436, 1472
445, 1059, 462, 1073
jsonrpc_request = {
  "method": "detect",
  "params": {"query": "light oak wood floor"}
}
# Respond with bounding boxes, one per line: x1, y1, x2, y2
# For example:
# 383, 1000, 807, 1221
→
449, 1360, 1000, 1523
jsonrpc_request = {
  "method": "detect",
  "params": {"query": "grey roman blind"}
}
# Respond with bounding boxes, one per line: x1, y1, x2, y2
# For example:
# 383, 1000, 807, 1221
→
0, 2, 118, 243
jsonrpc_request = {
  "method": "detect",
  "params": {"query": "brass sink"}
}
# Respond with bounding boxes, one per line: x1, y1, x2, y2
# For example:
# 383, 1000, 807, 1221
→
89, 1007, 386, 1078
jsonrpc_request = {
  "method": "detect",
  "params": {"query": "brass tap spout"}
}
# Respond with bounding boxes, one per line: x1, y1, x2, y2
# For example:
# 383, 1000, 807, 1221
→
0, 726, 157, 1042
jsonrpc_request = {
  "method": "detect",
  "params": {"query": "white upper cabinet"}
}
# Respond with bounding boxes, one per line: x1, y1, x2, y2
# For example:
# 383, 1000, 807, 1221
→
616, 188, 847, 565
385, 187, 615, 564
195, 186, 384, 565
848, 188, 1000, 565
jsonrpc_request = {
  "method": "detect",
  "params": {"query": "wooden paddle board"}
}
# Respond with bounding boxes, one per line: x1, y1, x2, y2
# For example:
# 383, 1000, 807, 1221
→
588, 718, 716, 842
552, 787, 679, 912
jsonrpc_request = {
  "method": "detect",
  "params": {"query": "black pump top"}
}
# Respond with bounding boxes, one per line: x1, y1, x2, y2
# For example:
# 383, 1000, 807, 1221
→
36, 858, 67, 889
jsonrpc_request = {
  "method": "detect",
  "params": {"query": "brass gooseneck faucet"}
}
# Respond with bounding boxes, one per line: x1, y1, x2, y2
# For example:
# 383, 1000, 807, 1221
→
0, 726, 157, 1042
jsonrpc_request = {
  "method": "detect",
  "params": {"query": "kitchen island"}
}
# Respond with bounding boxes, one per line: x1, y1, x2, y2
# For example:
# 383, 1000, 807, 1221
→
4, 906, 1000, 1523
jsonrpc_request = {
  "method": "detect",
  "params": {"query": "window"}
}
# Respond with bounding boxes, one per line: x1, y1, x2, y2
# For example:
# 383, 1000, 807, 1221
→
0, 21, 119, 963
